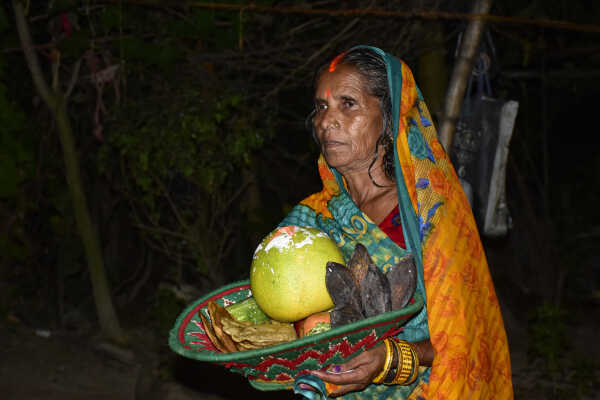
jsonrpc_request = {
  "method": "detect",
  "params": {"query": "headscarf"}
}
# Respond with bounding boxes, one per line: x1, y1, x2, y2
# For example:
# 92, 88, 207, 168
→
281, 45, 513, 399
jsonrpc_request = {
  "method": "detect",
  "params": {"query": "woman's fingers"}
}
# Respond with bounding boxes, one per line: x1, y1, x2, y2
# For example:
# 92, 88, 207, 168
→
344, 345, 385, 371
317, 344, 385, 379
311, 366, 364, 385
309, 344, 388, 396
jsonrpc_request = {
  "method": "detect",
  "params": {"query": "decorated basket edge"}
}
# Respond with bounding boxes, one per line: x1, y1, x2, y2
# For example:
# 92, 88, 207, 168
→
169, 280, 424, 363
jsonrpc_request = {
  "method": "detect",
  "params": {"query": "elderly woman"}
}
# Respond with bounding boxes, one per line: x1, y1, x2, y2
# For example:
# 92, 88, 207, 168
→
280, 46, 513, 399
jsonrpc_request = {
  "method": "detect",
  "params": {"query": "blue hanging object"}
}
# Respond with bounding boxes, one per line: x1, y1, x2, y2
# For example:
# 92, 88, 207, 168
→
450, 30, 518, 238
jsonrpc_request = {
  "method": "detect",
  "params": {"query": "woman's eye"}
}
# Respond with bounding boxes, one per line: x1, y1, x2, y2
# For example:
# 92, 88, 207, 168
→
315, 102, 327, 112
342, 99, 356, 108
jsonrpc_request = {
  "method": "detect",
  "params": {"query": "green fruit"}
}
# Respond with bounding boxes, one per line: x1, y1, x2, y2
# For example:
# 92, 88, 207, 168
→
225, 297, 270, 325
250, 226, 344, 322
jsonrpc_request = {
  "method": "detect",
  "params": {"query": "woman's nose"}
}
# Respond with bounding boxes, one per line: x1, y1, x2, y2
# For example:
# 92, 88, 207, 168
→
317, 108, 338, 132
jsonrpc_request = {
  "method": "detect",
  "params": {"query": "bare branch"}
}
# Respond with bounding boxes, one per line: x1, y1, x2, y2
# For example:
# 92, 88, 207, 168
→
12, 0, 55, 108
220, 180, 251, 215
264, 15, 361, 99
65, 58, 82, 99
134, 223, 191, 241
51, 52, 60, 92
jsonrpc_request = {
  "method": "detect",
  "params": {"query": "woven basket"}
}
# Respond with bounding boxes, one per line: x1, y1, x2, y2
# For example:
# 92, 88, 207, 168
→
169, 280, 424, 391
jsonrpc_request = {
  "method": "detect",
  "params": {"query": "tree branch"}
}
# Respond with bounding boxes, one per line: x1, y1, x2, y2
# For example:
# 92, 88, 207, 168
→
12, 0, 56, 108
263, 15, 360, 100
65, 58, 82, 99
51, 52, 60, 92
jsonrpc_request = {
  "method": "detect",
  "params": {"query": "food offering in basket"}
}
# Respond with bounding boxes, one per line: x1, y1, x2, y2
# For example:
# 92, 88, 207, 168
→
169, 225, 424, 391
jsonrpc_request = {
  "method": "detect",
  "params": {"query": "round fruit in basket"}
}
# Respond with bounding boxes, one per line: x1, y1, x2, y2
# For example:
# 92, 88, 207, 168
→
250, 226, 344, 322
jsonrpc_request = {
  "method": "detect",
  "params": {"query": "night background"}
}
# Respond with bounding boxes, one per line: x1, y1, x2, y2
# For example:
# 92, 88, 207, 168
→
1, 0, 599, 399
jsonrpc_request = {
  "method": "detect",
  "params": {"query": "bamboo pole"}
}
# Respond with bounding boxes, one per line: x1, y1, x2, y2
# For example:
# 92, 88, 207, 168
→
438, 0, 494, 152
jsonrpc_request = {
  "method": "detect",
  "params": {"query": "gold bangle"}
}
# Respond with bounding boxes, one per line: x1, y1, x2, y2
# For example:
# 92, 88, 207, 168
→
372, 339, 393, 384
405, 344, 420, 384
392, 340, 414, 384
382, 338, 400, 384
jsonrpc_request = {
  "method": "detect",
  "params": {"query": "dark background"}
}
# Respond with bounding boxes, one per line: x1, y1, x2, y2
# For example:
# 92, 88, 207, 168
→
1, 0, 599, 399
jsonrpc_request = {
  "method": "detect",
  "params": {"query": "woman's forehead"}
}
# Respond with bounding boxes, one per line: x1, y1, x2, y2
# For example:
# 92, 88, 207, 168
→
315, 64, 368, 96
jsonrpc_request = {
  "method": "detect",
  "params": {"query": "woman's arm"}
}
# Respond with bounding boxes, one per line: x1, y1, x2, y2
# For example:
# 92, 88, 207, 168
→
412, 339, 435, 366
309, 339, 435, 397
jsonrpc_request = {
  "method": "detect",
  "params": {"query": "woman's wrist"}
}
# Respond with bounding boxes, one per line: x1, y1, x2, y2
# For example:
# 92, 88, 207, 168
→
411, 339, 435, 366
372, 339, 394, 384
387, 339, 419, 385
372, 338, 420, 386
383, 338, 400, 382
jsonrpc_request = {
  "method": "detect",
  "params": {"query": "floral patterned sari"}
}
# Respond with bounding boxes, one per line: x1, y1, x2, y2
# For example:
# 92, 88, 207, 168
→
281, 46, 513, 399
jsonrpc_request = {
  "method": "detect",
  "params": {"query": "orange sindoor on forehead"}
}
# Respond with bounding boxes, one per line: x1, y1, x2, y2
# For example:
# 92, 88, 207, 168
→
328, 52, 346, 72
325, 89, 331, 98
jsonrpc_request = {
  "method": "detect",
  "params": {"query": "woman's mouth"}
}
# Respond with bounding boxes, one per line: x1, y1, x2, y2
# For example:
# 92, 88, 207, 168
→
322, 140, 345, 149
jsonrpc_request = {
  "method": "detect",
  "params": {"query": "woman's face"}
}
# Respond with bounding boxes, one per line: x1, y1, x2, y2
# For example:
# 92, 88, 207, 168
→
313, 64, 383, 175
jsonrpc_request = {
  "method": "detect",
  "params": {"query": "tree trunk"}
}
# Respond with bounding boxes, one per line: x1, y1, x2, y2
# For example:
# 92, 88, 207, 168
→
13, 0, 126, 344
438, 0, 494, 151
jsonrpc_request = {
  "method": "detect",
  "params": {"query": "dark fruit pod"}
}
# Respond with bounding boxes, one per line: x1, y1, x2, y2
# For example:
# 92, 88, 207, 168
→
347, 243, 371, 289
330, 304, 365, 327
385, 253, 417, 311
325, 262, 365, 326
360, 262, 392, 318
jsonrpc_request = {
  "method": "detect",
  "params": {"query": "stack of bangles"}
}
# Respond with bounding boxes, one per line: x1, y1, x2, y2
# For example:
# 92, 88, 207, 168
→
372, 338, 420, 385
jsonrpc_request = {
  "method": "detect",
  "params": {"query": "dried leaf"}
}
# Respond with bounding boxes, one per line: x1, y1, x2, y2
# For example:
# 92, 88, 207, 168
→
198, 312, 228, 353
236, 341, 262, 351
207, 301, 239, 353
221, 318, 296, 347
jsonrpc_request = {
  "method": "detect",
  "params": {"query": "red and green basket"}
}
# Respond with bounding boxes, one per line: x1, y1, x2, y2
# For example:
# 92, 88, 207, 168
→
169, 280, 424, 391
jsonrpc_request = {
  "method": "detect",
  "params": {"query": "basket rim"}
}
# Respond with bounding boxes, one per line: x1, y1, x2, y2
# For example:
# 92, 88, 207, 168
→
169, 279, 424, 363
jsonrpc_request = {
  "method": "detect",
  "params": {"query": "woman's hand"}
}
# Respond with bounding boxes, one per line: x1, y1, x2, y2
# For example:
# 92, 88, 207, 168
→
304, 339, 434, 397
308, 343, 387, 397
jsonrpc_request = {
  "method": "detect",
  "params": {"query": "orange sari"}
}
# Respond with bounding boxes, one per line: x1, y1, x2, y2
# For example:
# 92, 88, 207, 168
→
281, 46, 512, 399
